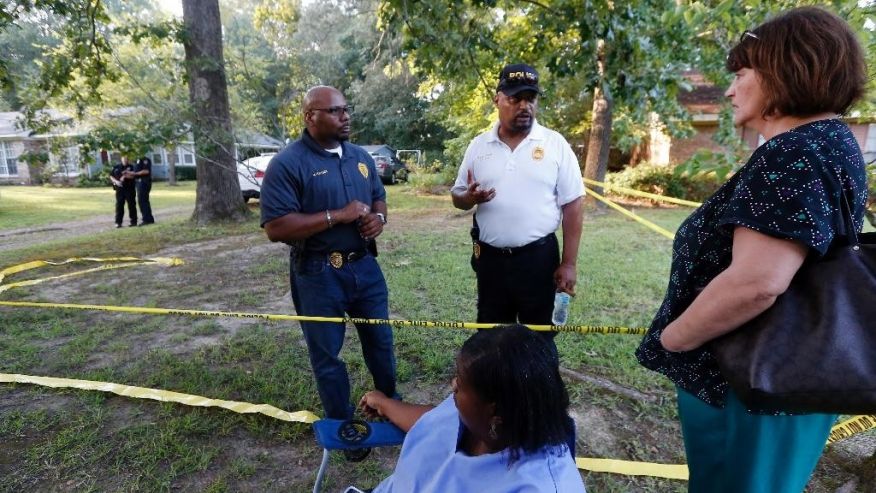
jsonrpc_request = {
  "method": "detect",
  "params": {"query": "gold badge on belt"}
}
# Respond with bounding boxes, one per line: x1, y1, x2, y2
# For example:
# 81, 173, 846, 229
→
329, 252, 344, 268
358, 162, 369, 179
532, 146, 545, 161
473, 242, 481, 259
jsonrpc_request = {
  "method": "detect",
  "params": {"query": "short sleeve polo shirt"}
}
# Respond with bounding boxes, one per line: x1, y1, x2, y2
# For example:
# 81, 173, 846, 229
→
260, 129, 386, 252
451, 121, 584, 248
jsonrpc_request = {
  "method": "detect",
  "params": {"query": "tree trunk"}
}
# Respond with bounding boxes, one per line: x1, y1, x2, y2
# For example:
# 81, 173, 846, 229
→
583, 86, 612, 194
167, 154, 177, 186
582, 39, 612, 208
182, 0, 247, 224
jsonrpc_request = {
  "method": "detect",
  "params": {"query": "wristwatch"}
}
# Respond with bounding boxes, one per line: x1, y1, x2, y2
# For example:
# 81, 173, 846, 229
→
376, 213, 387, 225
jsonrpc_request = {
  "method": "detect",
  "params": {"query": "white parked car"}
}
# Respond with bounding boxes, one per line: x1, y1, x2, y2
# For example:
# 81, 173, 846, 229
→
237, 153, 275, 203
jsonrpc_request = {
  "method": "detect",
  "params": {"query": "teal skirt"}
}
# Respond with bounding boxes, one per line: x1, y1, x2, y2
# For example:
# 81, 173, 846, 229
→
676, 387, 836, 493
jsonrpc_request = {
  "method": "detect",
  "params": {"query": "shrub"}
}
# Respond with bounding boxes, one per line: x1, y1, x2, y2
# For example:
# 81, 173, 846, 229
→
605, 164, 723, 203
407, 159, 457, 194
174, 166, 197, 181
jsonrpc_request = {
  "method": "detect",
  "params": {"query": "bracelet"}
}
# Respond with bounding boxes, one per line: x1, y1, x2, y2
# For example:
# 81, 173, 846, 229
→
325, 209, 333, 228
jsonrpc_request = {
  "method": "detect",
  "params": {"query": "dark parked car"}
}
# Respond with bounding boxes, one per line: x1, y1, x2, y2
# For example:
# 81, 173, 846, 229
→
369, 152, 409, 185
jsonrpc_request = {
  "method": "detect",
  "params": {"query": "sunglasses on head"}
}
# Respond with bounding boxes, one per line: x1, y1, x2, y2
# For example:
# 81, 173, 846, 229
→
740, 30, 759, 42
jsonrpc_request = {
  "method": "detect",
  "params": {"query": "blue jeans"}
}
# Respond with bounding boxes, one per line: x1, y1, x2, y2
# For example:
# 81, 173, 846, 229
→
291, 253, 397, 419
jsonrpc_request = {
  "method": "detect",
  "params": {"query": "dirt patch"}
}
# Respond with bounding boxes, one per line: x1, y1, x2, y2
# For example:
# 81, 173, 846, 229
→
2, 203, 874, 492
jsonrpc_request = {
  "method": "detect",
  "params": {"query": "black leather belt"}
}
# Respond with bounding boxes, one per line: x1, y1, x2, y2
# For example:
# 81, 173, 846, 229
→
304, 249, 368, 268
477, 233, 555, 256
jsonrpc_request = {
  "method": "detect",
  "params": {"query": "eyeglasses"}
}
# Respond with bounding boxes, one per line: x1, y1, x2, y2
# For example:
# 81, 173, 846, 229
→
310, 105, 354, 116
740, 30, 759, 42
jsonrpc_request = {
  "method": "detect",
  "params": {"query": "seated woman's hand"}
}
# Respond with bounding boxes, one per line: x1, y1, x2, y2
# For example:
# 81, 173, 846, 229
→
359, 390, 389, 420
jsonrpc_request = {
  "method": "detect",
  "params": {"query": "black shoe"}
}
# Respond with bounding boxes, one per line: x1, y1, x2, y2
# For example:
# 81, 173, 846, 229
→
129, 224, 138, 227
116, 224, 122, 228
139, 221, 154, 226
342, 447, 371, 462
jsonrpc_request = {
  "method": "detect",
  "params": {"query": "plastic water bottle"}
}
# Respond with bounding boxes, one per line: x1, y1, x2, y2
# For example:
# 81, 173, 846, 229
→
552, 292, 571, 325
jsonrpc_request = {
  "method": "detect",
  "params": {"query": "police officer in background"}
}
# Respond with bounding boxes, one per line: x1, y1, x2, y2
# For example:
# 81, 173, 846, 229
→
260, 86, 396, 434
130, 156, 155, 225
110, 156, 137, 228
451, 63, 585, 350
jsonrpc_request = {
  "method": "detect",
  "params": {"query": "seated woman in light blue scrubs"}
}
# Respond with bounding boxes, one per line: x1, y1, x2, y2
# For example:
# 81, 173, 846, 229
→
359, 324, 585, 493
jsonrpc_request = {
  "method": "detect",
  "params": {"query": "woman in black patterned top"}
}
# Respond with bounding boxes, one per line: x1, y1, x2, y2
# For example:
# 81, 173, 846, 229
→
635, 7, 869, 492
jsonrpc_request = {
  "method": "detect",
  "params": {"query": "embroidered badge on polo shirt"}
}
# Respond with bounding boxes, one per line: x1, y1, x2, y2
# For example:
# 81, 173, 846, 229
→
358, 163, 369, 179
532, 146, 545, 161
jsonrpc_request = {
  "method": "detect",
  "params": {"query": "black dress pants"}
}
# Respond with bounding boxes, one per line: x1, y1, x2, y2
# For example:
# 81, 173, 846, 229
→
115, 187, 137, 226
474, 233, 559, 350
137, 180, 154, 224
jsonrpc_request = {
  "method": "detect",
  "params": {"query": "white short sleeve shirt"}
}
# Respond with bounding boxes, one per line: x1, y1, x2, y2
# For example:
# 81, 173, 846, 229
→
451, 121, 584, 248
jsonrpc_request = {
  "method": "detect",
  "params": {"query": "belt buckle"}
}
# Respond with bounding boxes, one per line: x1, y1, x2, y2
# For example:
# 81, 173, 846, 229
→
329, 251, 344, 268
501, 247, 513, 255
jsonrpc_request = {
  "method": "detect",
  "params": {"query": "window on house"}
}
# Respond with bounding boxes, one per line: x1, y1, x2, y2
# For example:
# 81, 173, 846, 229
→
0, 141, 19, 176
54, 145, 80, 176
151, 147, 164, 165
178, 145, 195, 165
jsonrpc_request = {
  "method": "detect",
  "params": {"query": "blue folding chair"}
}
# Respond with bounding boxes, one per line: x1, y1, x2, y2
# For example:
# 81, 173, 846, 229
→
312, 418, 406, 493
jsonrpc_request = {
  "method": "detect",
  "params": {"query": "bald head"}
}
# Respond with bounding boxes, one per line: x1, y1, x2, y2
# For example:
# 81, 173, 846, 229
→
303, 86, 342, 113
302, 85, 351, 148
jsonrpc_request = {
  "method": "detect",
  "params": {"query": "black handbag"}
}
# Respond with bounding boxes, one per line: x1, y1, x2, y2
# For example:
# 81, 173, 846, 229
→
710, 191, 876, 414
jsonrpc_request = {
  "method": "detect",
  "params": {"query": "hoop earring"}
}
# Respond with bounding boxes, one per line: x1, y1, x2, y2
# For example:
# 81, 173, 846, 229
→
489, 421, 498, 440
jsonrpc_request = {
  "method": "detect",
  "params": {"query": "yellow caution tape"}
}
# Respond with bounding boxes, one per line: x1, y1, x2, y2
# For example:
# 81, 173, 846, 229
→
0, 256, 182, 285
1, 262, 151, 294
575, 414, 876, 479
576, 457, 688, 480
828, 414, 876, 443
584, 187, 677, 240
0, 373, 319, 424
0, 300, 649, 335
2, 370, 872, 479
0, 257, 184, 295
583, 177, 703, 208
0, 371, 687, 478
4, 257, 873, 480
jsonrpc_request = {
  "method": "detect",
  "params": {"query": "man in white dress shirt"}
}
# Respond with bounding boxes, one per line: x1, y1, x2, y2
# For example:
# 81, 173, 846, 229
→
451, 63, 584, 348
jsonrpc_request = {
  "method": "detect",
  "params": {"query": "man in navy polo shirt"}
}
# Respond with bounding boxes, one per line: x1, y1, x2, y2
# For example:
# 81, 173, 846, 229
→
260, 86, 396, 425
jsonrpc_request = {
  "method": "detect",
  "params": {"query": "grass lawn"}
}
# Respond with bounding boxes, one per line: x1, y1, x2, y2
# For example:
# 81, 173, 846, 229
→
0, 184, 869, 492
0, 181, 198, 230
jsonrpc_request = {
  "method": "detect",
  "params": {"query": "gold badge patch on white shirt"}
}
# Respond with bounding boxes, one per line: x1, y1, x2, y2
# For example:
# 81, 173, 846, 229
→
532, 146, 545, 161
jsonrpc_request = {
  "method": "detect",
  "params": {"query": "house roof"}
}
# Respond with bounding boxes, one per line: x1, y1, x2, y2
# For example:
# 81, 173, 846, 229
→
678, 71, 725, 115
235, 129, 284, 148
0, 112, 30, 138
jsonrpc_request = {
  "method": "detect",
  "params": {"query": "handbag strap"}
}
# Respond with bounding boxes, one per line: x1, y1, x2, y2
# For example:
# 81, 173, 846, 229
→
819, 159, 860, 247
838, 188, 860, 246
